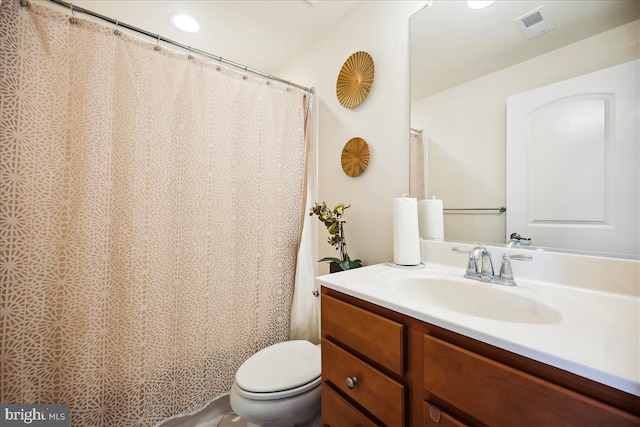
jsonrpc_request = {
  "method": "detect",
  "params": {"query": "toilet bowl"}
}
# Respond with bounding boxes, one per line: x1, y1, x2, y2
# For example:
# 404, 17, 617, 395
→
229, 340, 321, 427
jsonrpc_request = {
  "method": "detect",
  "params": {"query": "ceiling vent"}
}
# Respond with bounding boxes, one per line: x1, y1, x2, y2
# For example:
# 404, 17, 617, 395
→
514, 6, 555, 39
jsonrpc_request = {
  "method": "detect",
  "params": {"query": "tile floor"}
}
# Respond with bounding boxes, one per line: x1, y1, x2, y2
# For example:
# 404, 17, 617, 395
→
158, 394, 238, 427
214, 413, 247, 427
161, 409, 246, 427
194, 410, 321, 427
159, 393, 320, 427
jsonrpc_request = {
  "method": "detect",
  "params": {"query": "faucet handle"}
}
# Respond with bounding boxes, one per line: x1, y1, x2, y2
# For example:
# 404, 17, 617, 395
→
451, 247, 479, 275
506, 253, 533, 262
451, 247, 470, 255
498, 253, 533, 285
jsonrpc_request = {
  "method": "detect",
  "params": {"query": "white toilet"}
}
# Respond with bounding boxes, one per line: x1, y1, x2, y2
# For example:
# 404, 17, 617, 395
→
229, 340, 321, 427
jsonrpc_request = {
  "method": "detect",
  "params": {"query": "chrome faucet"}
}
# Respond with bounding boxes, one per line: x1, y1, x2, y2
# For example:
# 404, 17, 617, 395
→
456, 246, 495, 281
452, 246, 532, 286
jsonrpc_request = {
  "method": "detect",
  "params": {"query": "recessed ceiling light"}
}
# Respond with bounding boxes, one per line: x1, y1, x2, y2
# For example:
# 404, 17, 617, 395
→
170, 13, 200, 33
467, 1, 496, 9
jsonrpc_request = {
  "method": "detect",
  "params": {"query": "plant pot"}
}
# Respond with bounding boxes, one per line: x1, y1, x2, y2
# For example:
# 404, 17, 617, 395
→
329, 262, 362, 273
329, 262, 343, 273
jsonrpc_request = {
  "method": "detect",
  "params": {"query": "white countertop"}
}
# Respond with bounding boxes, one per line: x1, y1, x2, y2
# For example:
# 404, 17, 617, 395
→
316, 262, 640, 397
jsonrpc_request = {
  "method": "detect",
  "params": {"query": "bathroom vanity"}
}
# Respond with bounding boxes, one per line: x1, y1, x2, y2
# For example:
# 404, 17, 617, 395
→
317, 242, 640, 426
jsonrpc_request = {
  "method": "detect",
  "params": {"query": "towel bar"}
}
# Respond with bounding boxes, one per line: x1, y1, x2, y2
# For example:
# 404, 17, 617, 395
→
443, 206, 506, 213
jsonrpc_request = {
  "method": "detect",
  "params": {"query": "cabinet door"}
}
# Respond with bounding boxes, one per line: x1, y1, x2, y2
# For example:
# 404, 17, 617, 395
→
321, 384, 378, 427
424, 335, 640, 427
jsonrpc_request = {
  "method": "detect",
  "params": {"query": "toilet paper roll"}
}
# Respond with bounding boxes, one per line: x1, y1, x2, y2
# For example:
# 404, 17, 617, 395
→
392, 197, 421, 266
418, 198, 444, 239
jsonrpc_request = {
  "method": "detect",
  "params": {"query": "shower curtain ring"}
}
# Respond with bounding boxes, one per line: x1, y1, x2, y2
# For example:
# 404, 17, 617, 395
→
69, 3, 78, 25
216, 57, 222, 71
287, 81, 291, 92
154, 34, 161, 51
242, 65, 248, 80
188, 46, 193, 60
114, 19, 120, 36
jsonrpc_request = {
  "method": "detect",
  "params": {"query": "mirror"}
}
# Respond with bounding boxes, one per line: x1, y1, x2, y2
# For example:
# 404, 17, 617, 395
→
410, 0, 639, 259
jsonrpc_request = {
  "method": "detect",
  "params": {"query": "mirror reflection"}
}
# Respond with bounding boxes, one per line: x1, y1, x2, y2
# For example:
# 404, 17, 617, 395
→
410, 0, 639, 259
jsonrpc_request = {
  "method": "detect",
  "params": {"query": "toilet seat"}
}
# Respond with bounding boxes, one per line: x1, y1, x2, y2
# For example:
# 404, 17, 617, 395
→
235, 340, 321, 400
233, 375, 322, 400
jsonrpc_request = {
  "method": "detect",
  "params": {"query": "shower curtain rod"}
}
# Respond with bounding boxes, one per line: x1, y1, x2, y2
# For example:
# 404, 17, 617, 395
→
36, 0, 313, 94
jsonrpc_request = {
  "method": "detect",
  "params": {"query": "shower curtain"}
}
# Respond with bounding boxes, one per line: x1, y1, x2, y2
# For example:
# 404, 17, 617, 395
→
0, 1, 312, 425
410, 130, 426, 200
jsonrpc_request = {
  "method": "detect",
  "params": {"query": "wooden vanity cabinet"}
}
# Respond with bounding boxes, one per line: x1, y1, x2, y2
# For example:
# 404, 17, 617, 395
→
321, 292, 407, 426
321, 287, 640, 427
423, 334, 640, 427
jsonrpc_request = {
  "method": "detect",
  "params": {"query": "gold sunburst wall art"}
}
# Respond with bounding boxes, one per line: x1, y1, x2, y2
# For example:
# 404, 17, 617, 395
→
336, 51, 375, 109
341, 137, 370, 178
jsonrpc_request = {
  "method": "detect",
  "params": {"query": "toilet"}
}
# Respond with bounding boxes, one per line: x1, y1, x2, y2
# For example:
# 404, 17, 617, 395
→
229, 340, 321, 427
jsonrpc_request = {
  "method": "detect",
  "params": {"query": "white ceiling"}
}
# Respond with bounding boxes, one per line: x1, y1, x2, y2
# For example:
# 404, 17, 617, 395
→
56, 0, 638, 97
411, 0, 639, 99
71, 0, 361, 77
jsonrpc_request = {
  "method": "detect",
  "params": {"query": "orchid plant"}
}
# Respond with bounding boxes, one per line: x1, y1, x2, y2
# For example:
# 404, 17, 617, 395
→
309, 202, 362, 271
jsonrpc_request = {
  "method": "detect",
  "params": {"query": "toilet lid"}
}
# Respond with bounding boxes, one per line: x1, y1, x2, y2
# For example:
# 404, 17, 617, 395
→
236, 340, 321, 393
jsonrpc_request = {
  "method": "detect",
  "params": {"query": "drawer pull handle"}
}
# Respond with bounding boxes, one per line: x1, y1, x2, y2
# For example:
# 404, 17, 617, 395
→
429, 404, 441, 422
345, 376, 358, 389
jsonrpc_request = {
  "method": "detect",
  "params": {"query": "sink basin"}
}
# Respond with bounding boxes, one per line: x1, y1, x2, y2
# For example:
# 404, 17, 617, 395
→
390, 277, 562, 324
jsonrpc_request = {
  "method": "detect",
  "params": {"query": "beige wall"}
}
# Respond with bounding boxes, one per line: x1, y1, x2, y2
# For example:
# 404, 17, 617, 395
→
281, 1, 424, 274
411, 20, 640, 245
281, 4, 639, 271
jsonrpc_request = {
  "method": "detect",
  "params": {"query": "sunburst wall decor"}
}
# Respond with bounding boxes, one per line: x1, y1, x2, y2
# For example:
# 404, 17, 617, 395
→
341, 137, 370, 177
336, 51, 375, 109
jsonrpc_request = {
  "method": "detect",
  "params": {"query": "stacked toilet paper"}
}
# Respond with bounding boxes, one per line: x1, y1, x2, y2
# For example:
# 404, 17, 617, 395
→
392, 197, 421, 266
417, 197, 444, 240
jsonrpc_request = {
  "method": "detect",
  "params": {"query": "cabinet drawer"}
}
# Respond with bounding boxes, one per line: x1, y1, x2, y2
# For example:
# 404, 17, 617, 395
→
322, 338, 405, 427
423, 402, 469, 427
321, 293, 405, 375
424, 334, 640, 427
321, 383, 378, 427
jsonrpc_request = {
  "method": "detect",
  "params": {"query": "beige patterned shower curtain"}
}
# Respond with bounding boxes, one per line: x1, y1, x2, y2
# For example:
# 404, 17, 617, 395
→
410, 130, 426, 200
0, 1, 310, 425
